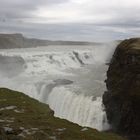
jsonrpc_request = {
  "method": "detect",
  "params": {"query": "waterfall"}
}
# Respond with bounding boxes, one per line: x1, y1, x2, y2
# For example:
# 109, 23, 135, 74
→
46, 86, 109, 130
0, 43, 117, 131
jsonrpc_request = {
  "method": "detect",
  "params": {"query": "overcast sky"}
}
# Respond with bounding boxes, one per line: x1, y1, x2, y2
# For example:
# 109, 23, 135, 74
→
0, 0, 140, 42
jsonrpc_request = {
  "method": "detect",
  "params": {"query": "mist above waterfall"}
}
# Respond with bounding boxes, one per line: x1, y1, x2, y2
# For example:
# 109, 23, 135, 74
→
0, 42, 117, 131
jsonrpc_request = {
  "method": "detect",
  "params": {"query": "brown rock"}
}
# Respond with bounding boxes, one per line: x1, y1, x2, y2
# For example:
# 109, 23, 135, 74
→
103, 38, 140, 140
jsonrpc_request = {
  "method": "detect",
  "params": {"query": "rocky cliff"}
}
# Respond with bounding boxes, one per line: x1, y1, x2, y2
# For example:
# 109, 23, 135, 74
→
103, 38, 140, 140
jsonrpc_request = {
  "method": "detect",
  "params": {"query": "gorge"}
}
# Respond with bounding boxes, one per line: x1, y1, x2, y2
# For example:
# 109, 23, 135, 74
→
0, 34, 118, 132
0, 34, 139, 140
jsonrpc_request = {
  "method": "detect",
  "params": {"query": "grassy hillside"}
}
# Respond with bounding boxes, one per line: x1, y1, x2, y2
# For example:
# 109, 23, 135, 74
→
0, 88, 126, 140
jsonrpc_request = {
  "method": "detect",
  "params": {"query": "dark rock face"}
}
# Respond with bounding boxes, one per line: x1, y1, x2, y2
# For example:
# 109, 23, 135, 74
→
103, 38, 140, 139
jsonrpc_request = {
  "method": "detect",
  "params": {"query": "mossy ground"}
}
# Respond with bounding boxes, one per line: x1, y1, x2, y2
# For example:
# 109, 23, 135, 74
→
0, 88, 126, 140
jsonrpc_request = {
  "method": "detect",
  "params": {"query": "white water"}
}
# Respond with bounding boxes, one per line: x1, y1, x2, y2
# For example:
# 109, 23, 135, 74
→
0, 43, 117, 131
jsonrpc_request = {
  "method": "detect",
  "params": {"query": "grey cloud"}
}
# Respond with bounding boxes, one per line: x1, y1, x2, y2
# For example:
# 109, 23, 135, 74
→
0, 0, 140, 41
0, 0, 68, 19
0, 22, 140, 42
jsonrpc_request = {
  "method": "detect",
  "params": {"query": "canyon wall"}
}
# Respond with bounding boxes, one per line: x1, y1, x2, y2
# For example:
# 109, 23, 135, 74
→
0, 33, 97, 49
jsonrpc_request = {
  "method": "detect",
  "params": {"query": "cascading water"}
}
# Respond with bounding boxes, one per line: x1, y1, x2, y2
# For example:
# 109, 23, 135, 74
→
47, 86, 109, 130
0, 43, 117, 131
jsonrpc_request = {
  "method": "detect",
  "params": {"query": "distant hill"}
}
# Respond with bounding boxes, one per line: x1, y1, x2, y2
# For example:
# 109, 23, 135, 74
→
0, 33, 101, 49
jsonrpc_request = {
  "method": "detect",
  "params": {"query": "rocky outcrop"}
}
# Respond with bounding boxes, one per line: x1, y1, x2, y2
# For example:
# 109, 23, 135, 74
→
103, 38, 140, 140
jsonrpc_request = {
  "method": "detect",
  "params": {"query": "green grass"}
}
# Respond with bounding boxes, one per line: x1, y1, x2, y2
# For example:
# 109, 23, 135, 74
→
0, 88, 126, 140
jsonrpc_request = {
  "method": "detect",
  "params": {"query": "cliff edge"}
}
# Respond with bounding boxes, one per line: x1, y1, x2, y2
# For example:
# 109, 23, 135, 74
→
103, 38, 140, 140
0, 88, 125, 140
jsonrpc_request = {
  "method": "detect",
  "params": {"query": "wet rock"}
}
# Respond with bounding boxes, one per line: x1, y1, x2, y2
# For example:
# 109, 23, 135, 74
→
103, 38, 140, 139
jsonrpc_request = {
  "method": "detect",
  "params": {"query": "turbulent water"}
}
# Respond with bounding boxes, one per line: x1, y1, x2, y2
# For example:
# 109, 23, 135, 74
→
0, 43, 117, 131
